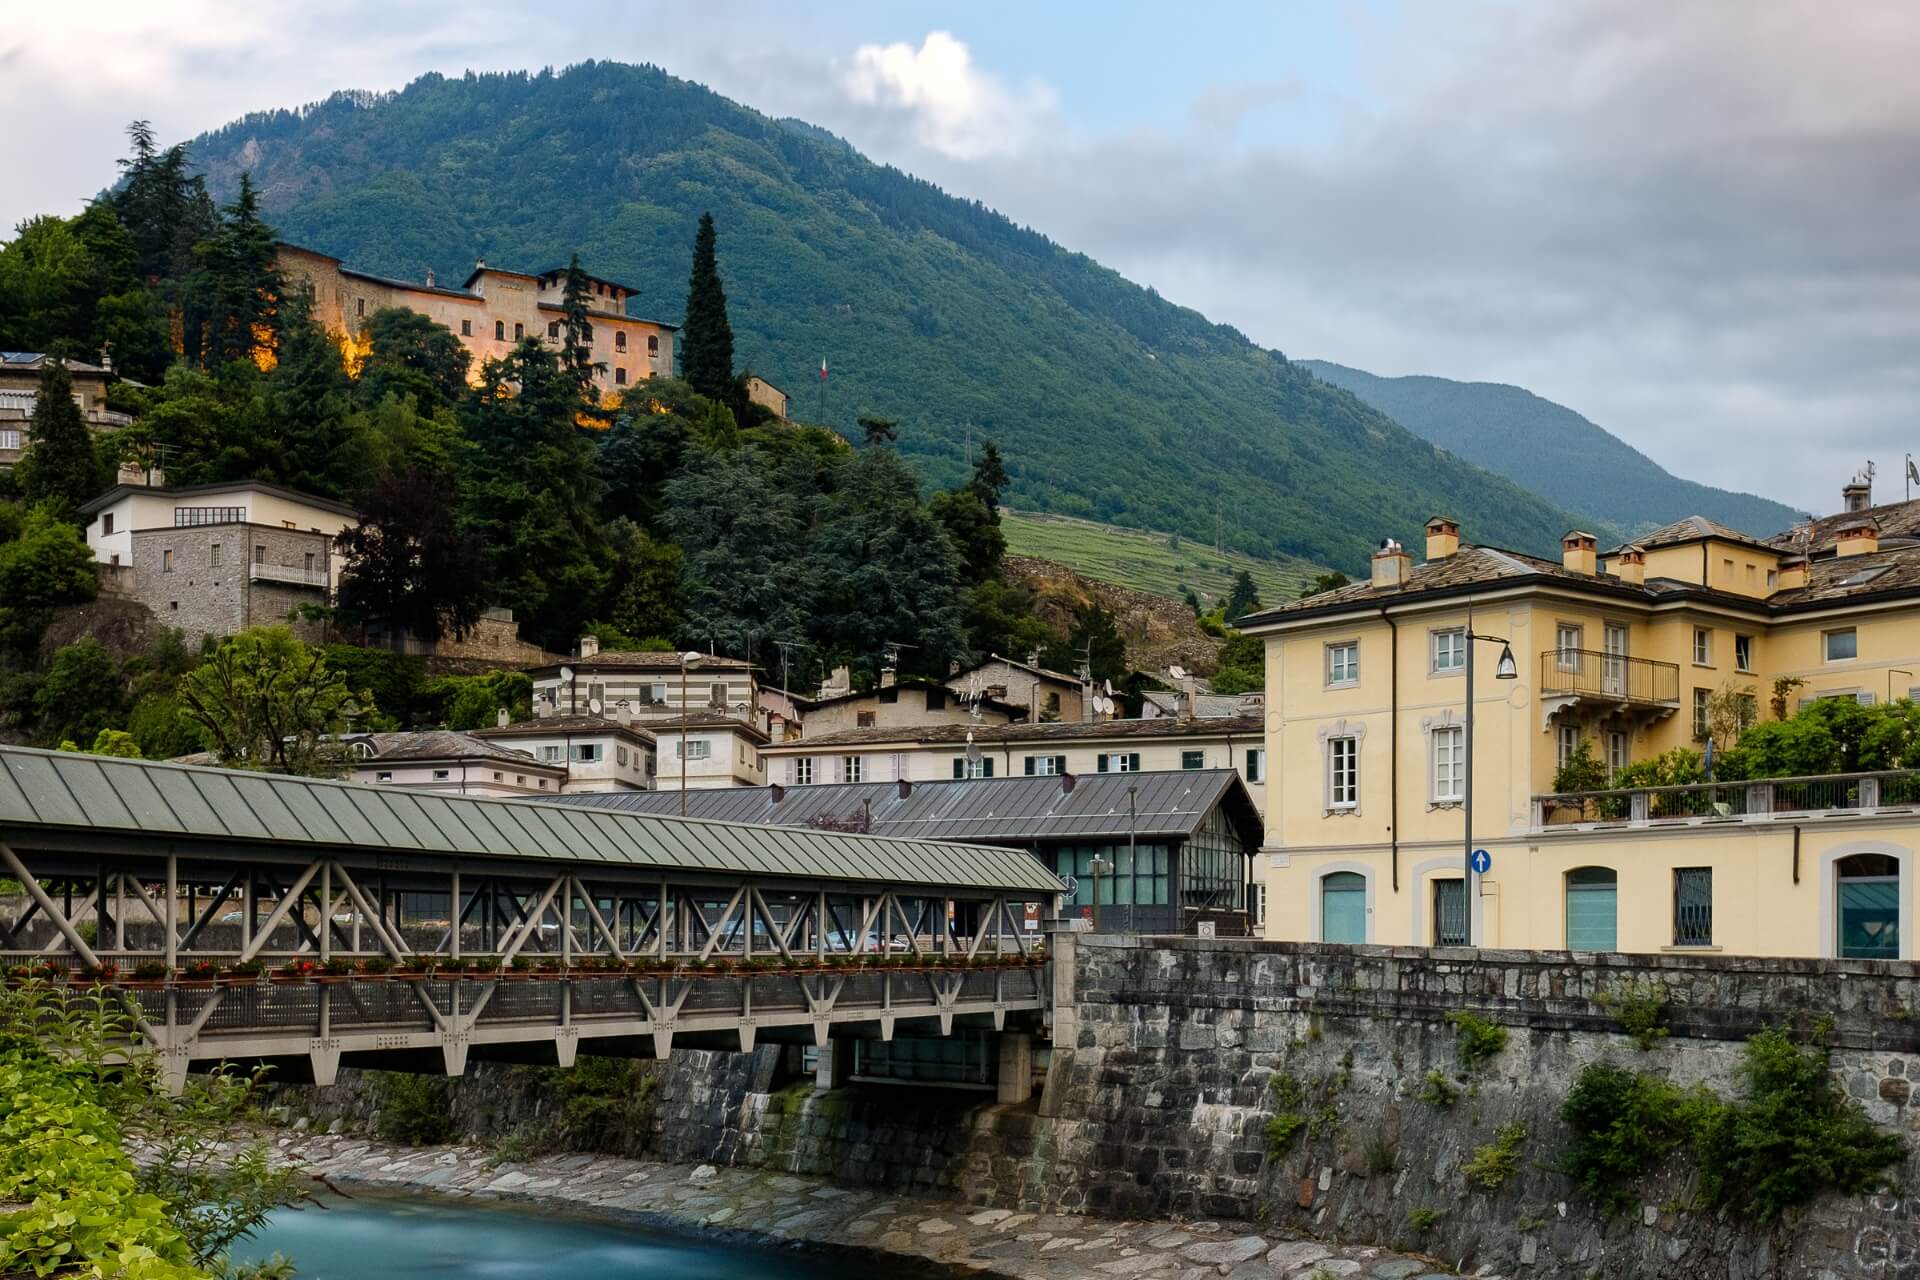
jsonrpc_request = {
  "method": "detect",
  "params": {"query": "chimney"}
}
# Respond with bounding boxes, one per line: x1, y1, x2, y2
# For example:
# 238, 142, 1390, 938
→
425, 268, 436, 287
1370, 538, 1411, 589
1424, 515, 1460, 561
1777, 555, 1809, 590
577, 633, 600, 658
495, 706, 510, 729
1835, 517, 1880, 558
879, 666, 897, 689
535, 690, 555, 719
474, 258, 487, 272
1561, 530, 1598, 576
1843, 472, 1872, 513
1610, 544, 1646, 586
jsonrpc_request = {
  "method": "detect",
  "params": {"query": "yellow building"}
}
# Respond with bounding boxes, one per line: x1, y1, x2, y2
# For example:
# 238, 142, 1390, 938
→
1240, 478, 1920, 961
275, 243, 676, 402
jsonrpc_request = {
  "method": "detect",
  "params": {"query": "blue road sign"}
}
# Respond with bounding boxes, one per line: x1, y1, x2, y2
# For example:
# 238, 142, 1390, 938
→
1470, 848, 1493, 874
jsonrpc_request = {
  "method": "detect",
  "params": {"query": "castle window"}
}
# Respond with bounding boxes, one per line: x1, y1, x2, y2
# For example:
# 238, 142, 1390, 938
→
460, 319, 471, 336
615, 332, 627, 352
647, 335, 659, 354
615, 368, 628, 385
514, 322, 524, 340
495, 320, 505, 340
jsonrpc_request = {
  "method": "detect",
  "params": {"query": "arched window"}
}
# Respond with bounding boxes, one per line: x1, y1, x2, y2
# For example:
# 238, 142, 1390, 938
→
1321, 871, 1367, 944
1837, 853, 1901, 960
1566, 867, 1618, 951
615, 331, 628, 352
494, 320, 505, 340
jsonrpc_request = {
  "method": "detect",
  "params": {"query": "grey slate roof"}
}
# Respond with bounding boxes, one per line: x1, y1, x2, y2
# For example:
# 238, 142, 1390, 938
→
0, 746, 1060, 894
764, 716, 1262, 752
550, 770, 1263, 848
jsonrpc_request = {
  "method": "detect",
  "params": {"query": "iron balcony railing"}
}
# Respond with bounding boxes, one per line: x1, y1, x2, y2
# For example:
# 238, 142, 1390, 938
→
1539, 648, 1680, 707
1533, 769, 1920, 830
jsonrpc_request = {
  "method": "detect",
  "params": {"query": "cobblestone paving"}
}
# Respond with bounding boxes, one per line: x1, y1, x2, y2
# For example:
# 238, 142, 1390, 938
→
270, 1133, 1500, 1279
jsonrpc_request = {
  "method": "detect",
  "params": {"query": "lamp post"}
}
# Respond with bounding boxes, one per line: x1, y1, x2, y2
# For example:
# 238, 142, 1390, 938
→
1089, 853, 1113, 929
1462, 613, 1519, 945
678, 651, 702, 816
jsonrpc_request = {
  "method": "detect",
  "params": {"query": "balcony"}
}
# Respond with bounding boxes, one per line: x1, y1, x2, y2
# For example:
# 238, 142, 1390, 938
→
1533, 769, 1920, 832
249, 562, 330, 590
1539, 649, 1680, 721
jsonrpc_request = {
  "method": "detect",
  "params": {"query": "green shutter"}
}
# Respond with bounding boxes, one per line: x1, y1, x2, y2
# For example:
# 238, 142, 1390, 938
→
1566, 868, 1618, 951
1024, 757, 1036, 775
1096, 755, 1109, 773
981, 758, 995, 778
952, 759, 966, 779
1322, 872, 1366, 943
1840, 878, 1900, 959
1128, 753, 1141, 772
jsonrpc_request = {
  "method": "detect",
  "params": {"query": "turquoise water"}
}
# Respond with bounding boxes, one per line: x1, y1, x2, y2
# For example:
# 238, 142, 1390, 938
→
234, 1189, 918, 1279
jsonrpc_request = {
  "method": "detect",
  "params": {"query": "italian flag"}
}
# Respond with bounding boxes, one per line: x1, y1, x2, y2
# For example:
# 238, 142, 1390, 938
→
820, 359, 828, 380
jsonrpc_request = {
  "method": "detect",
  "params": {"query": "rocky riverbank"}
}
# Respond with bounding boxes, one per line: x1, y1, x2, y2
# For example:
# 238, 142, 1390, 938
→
266, 1132, 1482, 1280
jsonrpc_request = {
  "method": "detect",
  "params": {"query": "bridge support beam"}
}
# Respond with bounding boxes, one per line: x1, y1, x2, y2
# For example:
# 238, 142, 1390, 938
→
441, 1037, 469, 1078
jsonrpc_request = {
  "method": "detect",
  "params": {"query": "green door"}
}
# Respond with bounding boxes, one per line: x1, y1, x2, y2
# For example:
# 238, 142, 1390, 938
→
1322, 872, 1367, 943
1839, 877, 1900, 960
1566, 868, 1618, 951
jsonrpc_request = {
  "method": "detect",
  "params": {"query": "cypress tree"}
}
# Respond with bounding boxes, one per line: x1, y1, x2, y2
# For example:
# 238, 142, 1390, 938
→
18, 359, 101, 515
680, 212, 735, 403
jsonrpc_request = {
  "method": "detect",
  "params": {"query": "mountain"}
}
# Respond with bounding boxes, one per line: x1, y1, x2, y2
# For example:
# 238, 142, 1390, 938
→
1299, 361, 1802, 544
179, 61, 1587, 573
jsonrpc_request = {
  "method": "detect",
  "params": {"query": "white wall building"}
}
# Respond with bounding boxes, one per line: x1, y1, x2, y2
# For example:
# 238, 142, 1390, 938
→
344, 731, 567, 797
653, 714, 771, 789
80, 480, 359, 569
473, 714, 658, 793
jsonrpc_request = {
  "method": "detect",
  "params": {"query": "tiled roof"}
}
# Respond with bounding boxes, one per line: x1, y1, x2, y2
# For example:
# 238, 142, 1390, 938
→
76, 480, 361, 519
350, 731, 551, 767
0, 352, 111, 375
1768, 498, 1920, 557
532, 651, 753, 673
1620, 515, 1776, 553
1768, 545, 1920, 608
1241, 544, 1590, 624
643, 713, 770, 742
766, 716, 1263, 752
1142, 691, 1264, 718
475, 714, 657, 744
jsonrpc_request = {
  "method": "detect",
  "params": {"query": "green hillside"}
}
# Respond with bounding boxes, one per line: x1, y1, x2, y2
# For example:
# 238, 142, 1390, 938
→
1001, 510, 1322, 604
181, 62, 1588, 574
1300, 361, 1802, 544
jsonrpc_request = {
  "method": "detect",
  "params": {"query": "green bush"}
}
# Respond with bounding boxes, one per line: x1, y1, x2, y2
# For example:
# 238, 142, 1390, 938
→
1560, 1064, 1706, 1214
1596, 978, 1670, 1051
1418, 1069, 1459, 1108
1406, 1207, 1444, 1234
373, 1072, 455, 1146
1447, 1011, 1509, 1071
1265, 1073, 1307, 1153
1462, 1122, 1528, 1189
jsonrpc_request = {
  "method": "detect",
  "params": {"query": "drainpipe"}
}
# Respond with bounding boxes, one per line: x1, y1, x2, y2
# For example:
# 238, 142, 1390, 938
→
1793, 824, 1801, 885
1381, 606, 1400, 892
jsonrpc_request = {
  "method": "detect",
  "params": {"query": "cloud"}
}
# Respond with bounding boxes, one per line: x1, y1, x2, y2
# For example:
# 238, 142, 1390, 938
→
839, 31, 1056, 159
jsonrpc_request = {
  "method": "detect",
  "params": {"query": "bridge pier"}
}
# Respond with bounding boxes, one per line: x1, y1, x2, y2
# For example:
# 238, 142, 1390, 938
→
996, 1032, 1034, 1103
309, 1039, 342, 1087
814, 1040, 852, 1090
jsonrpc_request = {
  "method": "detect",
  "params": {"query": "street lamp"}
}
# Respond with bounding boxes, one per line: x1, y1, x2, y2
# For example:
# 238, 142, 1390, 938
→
678, 651, 702, 816
1462, 617, 1518, 945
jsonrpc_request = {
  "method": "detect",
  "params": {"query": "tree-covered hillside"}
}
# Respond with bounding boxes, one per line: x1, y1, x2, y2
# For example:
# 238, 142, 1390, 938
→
1300, 361, 1803, 544
182, 62, 1582, 572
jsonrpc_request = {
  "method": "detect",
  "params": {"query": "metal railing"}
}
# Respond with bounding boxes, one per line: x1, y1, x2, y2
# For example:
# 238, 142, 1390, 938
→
248, 562, 330, 588
1539, 649, 1680, 707
1534, 769, 1920, 829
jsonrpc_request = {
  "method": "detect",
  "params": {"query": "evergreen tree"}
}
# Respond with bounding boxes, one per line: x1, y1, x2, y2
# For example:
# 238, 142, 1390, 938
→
664, 443, 818, 655
1299, 570, 1352, 598
1224, 570, 1262, 621
197, 173, 278, 368
267, 282, 362, 496
679, 212, 735, 403
604, 518, 685, 641
335, 465, 488, 642
599, 403, 691, 534
358, 307, 471, 412
17, 360, 101, 514
930, 437, 1012, 583
558, 254, 601, 400
1044, 605, 1127, 686
856, 415, 898, 447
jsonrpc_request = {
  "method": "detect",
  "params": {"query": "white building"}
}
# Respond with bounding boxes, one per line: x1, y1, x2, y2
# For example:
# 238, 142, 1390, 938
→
344, 731, 567, 797
80, 480, 359, 569
653, 713, 771, 789
473, 714, 658, 793
526, 644, 759, 728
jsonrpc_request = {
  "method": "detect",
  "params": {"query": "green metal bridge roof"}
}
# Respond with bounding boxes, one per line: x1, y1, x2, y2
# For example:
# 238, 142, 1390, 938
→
0, 747, 1063, 894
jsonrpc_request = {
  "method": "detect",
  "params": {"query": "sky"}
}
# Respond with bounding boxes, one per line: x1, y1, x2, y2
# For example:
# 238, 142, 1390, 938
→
3, 0, 1916, 518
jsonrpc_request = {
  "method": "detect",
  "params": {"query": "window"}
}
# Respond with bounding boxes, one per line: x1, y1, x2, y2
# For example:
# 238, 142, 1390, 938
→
1327, 737, 1358, 809
1431, 628, 1465, 673
1320, 871, 1367, 943
857, 711, 877, 728
374, 771, 393, 782
101, 512, 114, 535
1837, 853, 1900, 960
615, 367, 628, 385
953, 757, 994, 778
710, 681, 727, 705
676, 740, 712, 761
209, 543, 222, 568
1673, 868, 1713, 946
1326, 641, 1359, 686
161, 548, 173, 573
1432, 725, 1463, 802
794, 757, 815, 785
495, 320, 505, 340
303, 552, 315, 573
839, 755, 864, 782
539, 780, 549, 789
1045, 691, 1062, 716
1566, 867, 1618, 951
615, 332, 627, 352
616, 747, 629, 767
1721, 558, 1734, 581
0, 430, 20, 451
570, 744, 602, 762
539, 745, 562, 762
357, 298, 366, 317
1024, 754, 1067, 775
253, 545, 266, 565
1734, 634, 1753, 672
647, 335, 659, 354
1096, 752, 1142, 774
1767, 569, 1778, 590
1245, 748, 1265, 783
1181, 750, 1205, 770
459, 319, 470, 336
431, 769, 450, 781
925, 688, 947, 711
648, 682, 668, 705
548, 321, 561, 339
1433, 878, 1467, 945
580, 323, 593, 344
1557, 723, 1580, 768
1825, 628, 1858, 662
1692, 688, 1710, 741
890, 752, 909, 779
514, 322, 524, 340
515, 775, 525, 786
1248, 882, 1265, 929
174, 506, 244, 526
492, 771, 502, 781
1555, 623, 1583, 670
1606, 731, 1628, 780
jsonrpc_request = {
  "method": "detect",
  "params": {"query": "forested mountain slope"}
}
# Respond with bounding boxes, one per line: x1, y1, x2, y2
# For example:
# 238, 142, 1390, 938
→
1300, 361, 1802, 543
184, 61, 1583, 572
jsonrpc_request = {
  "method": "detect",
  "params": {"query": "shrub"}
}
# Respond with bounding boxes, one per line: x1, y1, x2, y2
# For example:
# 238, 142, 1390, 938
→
1266, 1073, 1308, 1153
1418, 1069, 1459, 1108
1463, 1122, 1528, 1189
373, 1072, 455, 1146
1596, 978, 1670, 1051
1560, 1063, 1705, 1215
1406, 1207, 1444, 1234
1447, 1011, 1509, 1071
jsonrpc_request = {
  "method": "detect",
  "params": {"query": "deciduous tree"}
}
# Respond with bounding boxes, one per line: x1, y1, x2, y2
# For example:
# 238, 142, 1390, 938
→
176, 626, 365, 776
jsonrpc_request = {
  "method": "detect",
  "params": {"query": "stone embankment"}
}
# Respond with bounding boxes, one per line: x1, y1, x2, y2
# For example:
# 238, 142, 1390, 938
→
268, 1131, 1472, 1280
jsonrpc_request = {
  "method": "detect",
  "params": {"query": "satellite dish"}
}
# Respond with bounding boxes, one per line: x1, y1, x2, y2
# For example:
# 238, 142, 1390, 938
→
559, 666, 574, 683
965, 730, 982, 766
1104, 679, 1114, 695
1167, 666, 1186, 681
589, 697, 603, 715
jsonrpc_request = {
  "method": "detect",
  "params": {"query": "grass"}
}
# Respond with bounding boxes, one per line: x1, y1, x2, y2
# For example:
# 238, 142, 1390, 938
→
1001, 509, 1326, 606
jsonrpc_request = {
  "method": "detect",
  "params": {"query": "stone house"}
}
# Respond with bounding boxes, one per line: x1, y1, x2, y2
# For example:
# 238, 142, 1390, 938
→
0, 352, 138, 476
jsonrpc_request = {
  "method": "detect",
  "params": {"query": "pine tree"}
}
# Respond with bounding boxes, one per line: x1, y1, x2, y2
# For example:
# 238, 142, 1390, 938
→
1225, 570, 1262, 622
966, 441, 1011, 509
680, 212, 735, 403
18, 360, 101, 514
857, 415, 898, 447
268, 282, 361, 497
198, 174, 278, 368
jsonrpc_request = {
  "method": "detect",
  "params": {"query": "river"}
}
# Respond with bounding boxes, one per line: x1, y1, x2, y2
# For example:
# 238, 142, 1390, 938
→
233, 1188, 953, 1279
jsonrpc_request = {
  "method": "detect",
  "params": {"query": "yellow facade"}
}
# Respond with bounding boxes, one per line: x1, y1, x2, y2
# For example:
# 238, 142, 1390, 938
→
1247, 515, 1920, 960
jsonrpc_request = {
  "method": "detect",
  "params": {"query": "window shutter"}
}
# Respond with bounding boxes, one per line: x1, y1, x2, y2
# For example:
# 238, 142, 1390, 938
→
953, 758, 966, 779
982, 758, 995, 778
1096, 755, 1109, 773
1857, 692, 1877, 707
1128, 753, 1141, 772
1024, 757, 1036, 775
